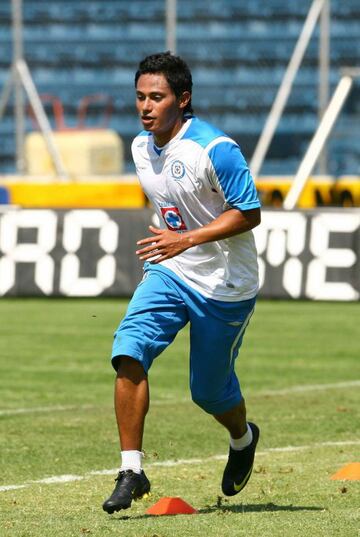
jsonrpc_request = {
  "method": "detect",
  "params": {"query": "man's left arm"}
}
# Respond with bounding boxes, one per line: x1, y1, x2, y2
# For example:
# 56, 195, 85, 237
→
136, 207, 260, 263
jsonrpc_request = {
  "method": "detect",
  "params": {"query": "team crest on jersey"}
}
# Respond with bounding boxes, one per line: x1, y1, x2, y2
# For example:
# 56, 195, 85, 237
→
170, 160, 185, 180
161, 206, 187, 231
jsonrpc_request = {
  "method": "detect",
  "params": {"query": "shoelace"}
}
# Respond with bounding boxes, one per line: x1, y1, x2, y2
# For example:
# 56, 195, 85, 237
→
115, 471, 126, 482
115, 469, 136, 482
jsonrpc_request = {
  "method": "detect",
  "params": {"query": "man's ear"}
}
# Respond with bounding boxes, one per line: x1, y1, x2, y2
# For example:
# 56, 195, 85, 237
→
178, 91, 191, 110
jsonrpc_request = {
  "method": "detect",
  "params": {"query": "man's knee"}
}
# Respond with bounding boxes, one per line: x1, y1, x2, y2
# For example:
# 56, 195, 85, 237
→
190, 371, 242, 415
114, 355, 147, 383
191, 388, 242, 415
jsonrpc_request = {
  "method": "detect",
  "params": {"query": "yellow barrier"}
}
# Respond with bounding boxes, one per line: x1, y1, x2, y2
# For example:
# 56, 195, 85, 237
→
0, 176, 146, 208
0, 175, 359, 209
255, 176, 336, 208
332, 176, 360, 207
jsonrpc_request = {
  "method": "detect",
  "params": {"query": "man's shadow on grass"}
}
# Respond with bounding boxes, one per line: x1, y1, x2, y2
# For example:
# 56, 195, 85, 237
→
198, 501, 325, 514
112, 501, 324, 521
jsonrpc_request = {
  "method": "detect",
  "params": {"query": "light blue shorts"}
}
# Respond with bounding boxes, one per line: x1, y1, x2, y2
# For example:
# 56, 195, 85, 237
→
112, 264, 256, 415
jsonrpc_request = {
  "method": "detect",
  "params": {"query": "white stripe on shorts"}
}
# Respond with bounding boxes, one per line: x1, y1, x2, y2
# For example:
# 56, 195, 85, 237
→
229, 307, 254, 371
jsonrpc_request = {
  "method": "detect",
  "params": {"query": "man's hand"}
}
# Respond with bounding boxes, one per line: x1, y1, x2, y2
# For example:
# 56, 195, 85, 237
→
136, 208, 260, 264
136, 226, 192, 263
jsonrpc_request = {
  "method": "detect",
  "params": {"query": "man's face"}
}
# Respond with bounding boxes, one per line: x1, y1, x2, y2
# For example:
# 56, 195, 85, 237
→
136, 73, 189, 146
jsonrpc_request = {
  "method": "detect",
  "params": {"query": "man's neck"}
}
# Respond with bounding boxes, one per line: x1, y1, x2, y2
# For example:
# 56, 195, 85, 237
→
153, 117, 187, 147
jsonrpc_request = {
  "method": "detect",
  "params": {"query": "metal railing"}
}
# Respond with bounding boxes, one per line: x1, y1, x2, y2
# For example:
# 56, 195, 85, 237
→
249, 0, 329, 180
283, 69, 360, 210
0, 0, 68, 178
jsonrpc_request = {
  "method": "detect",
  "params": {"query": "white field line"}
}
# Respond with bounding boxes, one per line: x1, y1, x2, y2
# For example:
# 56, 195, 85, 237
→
256, 380, 360, 396
0, 400, 190, 417
0, 404, 96, 416
1, 440, 359, 493
1, 379, 359, 417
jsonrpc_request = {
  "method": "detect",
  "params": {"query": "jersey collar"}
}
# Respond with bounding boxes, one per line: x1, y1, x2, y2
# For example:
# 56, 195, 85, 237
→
152, 117, 193, 155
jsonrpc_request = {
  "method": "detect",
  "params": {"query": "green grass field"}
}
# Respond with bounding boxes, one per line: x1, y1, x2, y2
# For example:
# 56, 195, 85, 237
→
0, 298, 359, 537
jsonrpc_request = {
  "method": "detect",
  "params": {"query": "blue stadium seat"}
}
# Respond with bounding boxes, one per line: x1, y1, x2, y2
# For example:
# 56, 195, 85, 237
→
0, 0, 359, 174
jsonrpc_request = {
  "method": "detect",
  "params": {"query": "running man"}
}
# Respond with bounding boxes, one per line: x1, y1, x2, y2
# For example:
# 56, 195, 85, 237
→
103, 52, 261, 513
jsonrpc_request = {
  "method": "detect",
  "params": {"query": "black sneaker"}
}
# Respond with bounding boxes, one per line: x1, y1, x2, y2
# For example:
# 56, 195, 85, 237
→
221, 422, 260, 496
102, 469, 151, 513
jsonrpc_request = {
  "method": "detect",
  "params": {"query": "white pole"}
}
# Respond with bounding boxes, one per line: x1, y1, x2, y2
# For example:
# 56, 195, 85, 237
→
0, 69, 14, 121
283, 75, 353, 210
16, 60, 68, 179
166, 0, 177, 53
12, 0, 26, 173
250, 0, 326, 179
318, 0, 330, 174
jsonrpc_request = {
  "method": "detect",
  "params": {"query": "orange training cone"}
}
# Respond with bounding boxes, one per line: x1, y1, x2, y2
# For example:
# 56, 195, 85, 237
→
330, 463, 360, 481
145, 496, 198, 516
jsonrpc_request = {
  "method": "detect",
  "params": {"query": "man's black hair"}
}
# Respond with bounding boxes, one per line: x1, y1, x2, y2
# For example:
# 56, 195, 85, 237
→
135, 51, 193, 115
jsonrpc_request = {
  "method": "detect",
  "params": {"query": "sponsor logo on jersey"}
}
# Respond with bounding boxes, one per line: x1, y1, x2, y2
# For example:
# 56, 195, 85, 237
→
170, 160, 185, 180
160, 206, 187, 231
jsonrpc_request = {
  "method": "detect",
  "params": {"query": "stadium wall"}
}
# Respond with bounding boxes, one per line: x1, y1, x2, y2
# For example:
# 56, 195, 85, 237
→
0, 207, 359, 301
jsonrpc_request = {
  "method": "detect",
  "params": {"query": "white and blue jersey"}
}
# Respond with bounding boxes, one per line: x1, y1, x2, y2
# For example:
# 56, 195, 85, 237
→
131, 116, 261, 302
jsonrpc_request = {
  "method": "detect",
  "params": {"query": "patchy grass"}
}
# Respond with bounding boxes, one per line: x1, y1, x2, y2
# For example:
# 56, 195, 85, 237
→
0, 298, 359, 536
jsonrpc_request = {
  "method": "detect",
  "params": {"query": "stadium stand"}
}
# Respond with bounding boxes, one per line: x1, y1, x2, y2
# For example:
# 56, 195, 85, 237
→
0, 0, 359, 183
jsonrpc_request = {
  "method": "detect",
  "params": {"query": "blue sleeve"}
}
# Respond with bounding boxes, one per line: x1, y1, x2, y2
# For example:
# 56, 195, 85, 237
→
207, 141, 261, 211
